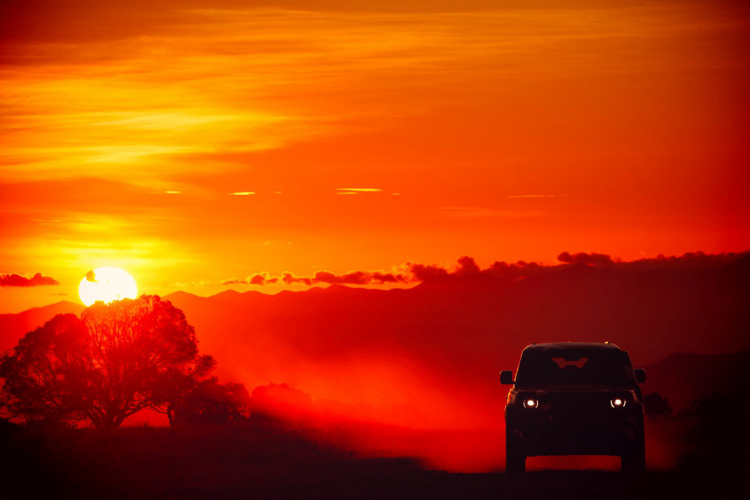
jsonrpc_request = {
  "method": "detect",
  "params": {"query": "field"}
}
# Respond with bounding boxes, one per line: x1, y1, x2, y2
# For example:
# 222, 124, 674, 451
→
2, 413, 745, 500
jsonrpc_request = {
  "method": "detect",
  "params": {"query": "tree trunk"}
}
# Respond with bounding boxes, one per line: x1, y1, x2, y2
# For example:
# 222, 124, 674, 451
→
167, 404, 175, 427
101, 411, 122, 430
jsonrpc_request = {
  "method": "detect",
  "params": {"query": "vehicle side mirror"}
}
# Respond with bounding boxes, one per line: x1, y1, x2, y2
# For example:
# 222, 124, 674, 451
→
500, 370, 514, 385
635, 368, 646, 384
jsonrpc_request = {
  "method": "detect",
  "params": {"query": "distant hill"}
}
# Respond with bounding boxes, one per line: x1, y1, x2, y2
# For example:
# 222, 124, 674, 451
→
0, 301, 84, 352
162, 257, 748, 426
641, 351, 750, 412
1, 258, 748, 429
163, 255, 749, 367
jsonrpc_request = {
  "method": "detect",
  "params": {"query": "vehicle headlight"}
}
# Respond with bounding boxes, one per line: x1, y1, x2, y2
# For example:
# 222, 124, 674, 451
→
523, 398, 539, 409
610, 398, 627, 408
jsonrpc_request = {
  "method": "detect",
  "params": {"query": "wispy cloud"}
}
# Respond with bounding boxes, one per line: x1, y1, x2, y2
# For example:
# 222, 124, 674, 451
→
336, 188, 383, 194
1, 5, 742, 189
507, 194, 567, 199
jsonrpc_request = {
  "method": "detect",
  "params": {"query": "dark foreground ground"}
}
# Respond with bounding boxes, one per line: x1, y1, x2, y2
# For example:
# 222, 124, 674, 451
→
2, 410, 749, 500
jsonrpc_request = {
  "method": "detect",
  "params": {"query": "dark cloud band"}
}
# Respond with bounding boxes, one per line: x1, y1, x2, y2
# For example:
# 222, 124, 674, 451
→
0, 272, 59, 287
221, 250, 749, 287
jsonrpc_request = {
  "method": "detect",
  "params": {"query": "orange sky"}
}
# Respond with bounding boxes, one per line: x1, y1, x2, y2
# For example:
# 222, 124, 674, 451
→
1, 0, 748, 312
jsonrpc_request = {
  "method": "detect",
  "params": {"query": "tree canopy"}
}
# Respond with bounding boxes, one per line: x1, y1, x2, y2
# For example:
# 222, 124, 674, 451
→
0, 295, 216, 428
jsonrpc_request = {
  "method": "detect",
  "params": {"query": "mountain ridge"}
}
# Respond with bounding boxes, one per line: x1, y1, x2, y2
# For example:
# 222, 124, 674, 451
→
1, 259, 746, 423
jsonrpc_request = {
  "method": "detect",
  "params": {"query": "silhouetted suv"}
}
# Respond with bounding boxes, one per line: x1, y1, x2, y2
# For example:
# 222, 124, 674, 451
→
501, 342, 647, 472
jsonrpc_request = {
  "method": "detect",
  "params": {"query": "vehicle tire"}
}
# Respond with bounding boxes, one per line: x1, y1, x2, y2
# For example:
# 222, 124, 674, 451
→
506, 427, 526, 473
620, 434, 646, 473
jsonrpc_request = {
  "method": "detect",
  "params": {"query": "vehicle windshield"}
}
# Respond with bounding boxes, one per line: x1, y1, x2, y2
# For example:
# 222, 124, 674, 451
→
515, 349, 635, 386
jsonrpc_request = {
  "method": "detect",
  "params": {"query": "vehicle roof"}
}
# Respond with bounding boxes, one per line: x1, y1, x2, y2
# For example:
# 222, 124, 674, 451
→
522, 342, 622, 352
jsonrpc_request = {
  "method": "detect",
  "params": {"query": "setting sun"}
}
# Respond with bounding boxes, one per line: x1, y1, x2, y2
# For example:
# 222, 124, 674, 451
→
78, 267, 138, 307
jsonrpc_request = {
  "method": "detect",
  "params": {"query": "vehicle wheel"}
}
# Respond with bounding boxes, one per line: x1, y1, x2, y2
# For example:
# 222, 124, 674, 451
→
506, 427, 526, 473
621, 435, 646, 473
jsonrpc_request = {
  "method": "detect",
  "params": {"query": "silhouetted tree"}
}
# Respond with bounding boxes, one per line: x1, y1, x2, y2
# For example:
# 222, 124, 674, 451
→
643, 392, 673, 420
169, 378, 250, 425
0, 295, 212, 429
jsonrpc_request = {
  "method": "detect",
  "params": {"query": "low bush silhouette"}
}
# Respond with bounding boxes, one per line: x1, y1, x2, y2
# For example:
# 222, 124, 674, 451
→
170, 377, 250, 425
643, 392, 673, 420
681, 388, 750, 472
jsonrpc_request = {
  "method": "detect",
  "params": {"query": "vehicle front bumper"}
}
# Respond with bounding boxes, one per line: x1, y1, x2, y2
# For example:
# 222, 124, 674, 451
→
507, 409, 643, 456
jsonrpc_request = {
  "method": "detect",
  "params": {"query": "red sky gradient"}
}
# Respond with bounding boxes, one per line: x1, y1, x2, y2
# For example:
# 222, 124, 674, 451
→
1, 0, 748, 312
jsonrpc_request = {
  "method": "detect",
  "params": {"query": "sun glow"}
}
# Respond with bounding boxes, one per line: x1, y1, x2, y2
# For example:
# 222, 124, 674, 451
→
78, 267, 138, 307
